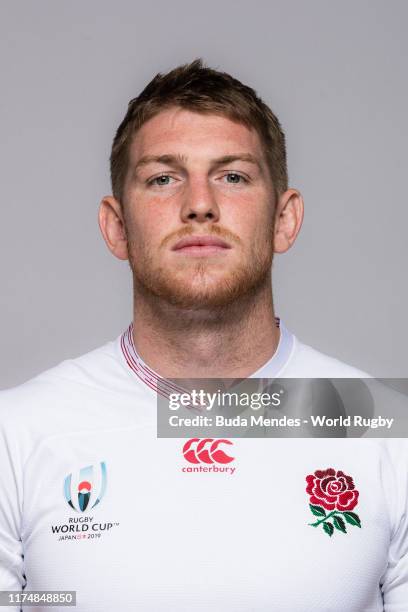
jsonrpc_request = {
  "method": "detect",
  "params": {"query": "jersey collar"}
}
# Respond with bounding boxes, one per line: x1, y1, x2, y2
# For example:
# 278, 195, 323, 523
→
120, 317, 295, 396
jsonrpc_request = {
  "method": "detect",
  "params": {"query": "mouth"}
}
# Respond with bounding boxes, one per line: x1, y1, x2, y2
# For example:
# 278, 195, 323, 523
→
172, 235, 231, 257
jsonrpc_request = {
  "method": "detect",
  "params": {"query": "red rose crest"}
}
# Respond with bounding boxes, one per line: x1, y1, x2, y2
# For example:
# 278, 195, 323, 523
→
306, 468, 362, 537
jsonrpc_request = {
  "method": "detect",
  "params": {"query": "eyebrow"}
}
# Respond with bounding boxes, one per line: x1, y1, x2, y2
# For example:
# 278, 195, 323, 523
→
133, 153, 263, 174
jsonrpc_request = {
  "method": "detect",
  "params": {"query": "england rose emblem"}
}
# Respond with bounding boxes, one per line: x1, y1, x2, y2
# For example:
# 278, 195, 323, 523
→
306, 468, 362, 537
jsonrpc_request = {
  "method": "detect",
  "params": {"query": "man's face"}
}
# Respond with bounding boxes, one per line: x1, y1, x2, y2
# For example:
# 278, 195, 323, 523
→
121, 107, 276, 309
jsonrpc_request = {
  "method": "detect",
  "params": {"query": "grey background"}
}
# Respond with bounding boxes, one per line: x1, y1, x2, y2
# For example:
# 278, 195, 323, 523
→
0, 0, 407, 388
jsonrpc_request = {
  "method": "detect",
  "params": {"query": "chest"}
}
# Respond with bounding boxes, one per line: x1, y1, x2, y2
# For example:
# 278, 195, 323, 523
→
21, 433, 388, 611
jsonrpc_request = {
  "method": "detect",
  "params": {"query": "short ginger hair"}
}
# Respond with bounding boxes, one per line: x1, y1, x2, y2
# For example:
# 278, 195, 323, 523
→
110, 58, 288, 203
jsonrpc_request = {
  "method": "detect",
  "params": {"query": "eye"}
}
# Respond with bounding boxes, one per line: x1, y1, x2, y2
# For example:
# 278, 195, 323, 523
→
147, 174, 176, 187
223, 172, 248, 184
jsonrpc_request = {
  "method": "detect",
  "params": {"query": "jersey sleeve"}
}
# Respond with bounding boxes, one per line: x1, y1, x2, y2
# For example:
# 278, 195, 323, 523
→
380, 439, 408, 610
0, 400, 26, 602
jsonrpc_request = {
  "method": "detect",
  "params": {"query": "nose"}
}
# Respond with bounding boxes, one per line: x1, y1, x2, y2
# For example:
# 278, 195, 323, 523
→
180, 177, 220, 224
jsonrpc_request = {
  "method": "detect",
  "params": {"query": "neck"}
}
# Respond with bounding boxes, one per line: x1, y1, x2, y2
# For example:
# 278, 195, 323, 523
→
131, 279, 280, 378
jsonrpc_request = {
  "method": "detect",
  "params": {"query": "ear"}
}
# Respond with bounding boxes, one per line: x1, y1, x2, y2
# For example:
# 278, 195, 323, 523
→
273, 188, 304, 253
98, 196, 129, 261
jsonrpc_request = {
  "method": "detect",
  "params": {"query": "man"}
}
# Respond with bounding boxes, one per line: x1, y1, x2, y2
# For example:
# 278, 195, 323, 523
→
0, 59, 407, 611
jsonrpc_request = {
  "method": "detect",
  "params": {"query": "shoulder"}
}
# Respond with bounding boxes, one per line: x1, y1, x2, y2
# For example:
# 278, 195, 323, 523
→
1, 337, 120, 400
0, 336, 132, 441
283, 335, 371, 378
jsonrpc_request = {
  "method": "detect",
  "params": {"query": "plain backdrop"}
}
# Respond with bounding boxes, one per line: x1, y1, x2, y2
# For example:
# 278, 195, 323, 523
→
0, 0, 407, 388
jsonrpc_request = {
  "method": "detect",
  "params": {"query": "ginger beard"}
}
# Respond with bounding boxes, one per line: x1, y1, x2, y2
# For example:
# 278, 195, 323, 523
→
125, 219, 276, 310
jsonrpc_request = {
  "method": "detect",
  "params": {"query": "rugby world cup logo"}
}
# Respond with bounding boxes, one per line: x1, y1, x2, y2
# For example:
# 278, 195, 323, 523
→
63, 462, 107, 513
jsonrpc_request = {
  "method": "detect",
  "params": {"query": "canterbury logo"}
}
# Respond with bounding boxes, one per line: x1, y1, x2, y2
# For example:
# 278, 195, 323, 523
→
183, 438, 234, 464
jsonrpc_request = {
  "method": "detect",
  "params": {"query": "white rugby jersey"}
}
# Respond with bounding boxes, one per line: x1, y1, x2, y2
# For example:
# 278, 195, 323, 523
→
0, 321, 407, 612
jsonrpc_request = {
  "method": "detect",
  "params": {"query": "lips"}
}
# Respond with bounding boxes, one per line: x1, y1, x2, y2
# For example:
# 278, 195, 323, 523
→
172, 235, 231, 252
